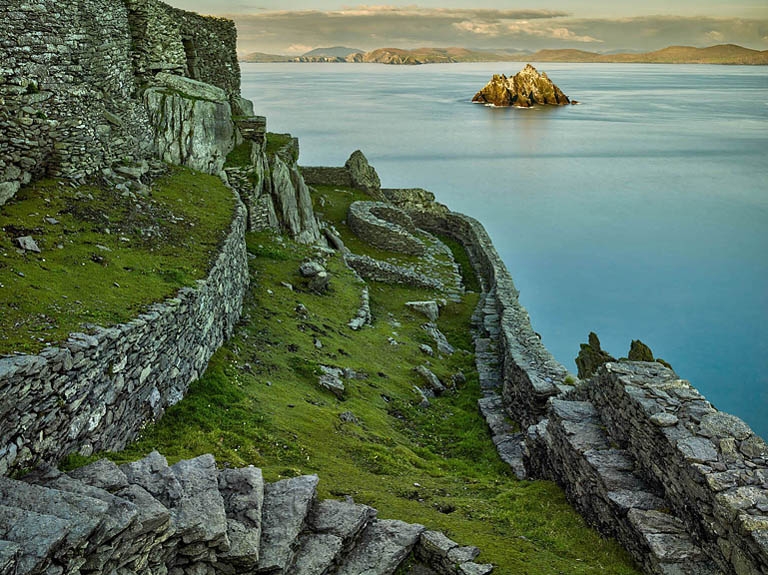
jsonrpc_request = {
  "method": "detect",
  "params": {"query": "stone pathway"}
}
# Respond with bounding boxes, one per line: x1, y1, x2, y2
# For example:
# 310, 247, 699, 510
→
0, 451, 494, 575
470, 289, 723, 575
472, 288, 527, 480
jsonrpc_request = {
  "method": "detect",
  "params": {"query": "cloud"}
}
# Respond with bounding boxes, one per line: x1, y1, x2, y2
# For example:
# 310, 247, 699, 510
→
705, 30, 725, 41
228, 7, 768, 55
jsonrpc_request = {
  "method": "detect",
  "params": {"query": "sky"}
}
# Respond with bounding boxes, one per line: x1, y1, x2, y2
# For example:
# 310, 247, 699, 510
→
166, 1, 768, 55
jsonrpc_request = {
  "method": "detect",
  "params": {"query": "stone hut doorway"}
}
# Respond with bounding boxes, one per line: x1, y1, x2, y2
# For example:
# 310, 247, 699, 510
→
182, 37, 199, 80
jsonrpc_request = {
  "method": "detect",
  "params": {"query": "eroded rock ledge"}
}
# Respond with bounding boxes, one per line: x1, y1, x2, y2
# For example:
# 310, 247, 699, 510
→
472, 64, 573, 107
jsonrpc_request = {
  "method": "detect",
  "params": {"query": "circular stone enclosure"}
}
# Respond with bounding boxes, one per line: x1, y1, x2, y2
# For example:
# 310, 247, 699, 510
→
347, 201, 426, 255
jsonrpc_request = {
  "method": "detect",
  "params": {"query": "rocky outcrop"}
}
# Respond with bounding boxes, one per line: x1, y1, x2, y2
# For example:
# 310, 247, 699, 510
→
0, 452, 494, 575
345, 150, 382, 197
225, 122, 322, 244
472, 64, 571, 107
575, 332, 616, 379
270, 153, 322, 244
145, 73, 235, 174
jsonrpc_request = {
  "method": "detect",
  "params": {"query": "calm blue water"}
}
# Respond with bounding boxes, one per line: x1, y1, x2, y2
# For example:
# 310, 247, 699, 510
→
241, 62, 768, 438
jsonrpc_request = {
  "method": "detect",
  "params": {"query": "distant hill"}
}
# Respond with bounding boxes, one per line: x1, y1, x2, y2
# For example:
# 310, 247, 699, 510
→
530, 44, 768, 65
240, 52, 292, 63
240, 44, 768, 65
361, 47, 521, 65
302, 46, 363, 58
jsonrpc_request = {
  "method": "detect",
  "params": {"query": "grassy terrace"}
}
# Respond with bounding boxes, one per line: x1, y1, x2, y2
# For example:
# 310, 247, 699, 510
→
64, 185, 640, 574
0, 167, 235, 355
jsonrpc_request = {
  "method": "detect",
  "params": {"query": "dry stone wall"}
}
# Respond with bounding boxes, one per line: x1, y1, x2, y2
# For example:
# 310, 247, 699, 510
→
0, 196, 248, 476
0, 0, 241, 206
303, 150, 384, 199
347, 201, 426, 255
386, 188, 768, 575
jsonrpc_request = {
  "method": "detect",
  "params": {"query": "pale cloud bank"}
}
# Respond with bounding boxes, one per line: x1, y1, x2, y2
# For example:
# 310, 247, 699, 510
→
170, 4, 768, 54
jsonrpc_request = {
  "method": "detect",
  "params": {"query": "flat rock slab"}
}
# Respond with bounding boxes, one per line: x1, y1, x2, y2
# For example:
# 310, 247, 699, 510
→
218, 466, 264, 568
0, 476, 107, 549
290, 533, 343, 575
415, 365, 445, 394
0, 505, 68, 574
309, 499, 376, 550
422, 323, 454, 356
27, 471, 138, 542
335, 519, 425, 575
318, 366, 345, 398
68, 458, 129, 492
14, 236, 41, 253
115, 483, 171, 535
156, 72, 227, 102
258, 475, 319, 573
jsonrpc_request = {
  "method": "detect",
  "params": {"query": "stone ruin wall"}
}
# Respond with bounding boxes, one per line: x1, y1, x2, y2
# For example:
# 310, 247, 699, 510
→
0, 196, 248, 476
385, 188, 768, 575
301, 166, 354, 189
347, 201, 426, 255
0, 0, 241, 206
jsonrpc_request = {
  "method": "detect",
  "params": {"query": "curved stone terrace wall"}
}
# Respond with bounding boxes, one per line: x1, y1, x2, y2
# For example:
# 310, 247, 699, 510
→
348, 201, 426, 256
385, 188, 768, 575
0, 194, 249, 476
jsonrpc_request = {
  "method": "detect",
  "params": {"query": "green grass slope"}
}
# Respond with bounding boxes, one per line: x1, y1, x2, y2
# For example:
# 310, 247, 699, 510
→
0, 167, 235, 354
64, 185, 640, 574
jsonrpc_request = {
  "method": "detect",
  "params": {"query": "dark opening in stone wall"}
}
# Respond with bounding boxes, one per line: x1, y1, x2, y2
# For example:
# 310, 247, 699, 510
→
183, 37, 199, 79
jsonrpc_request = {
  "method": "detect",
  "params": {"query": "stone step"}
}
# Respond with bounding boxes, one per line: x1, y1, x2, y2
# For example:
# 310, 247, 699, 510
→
628, 509, 722, 574
118, 452, 229, 570
415, 530, 493, 575
334, 519, 425, 575
477, 396, 513, 438
218, 466, 265, 570
169, 454, 230, 554
308, 499, 377, 553
544, 399, 715, 573
121, 451, 229, 562
493, 434, 527, 480
257, 474, 319, 573
290, 533, 343, 575
0, 504, 69, 575
68, 458, 130, 492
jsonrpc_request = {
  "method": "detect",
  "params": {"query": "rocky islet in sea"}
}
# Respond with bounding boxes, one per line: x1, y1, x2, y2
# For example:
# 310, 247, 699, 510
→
472, 63, 576, 107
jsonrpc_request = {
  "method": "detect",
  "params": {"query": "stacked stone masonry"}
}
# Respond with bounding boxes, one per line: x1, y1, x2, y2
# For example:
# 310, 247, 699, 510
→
0, 196, 248, 476
0, 0, 241, 206
386, 188, 768, 575
347, 201, 427, 255
0, 451, 493, 575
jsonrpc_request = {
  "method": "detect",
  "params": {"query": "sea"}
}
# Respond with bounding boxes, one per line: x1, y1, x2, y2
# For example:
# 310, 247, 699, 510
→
241, 62, 768, 439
